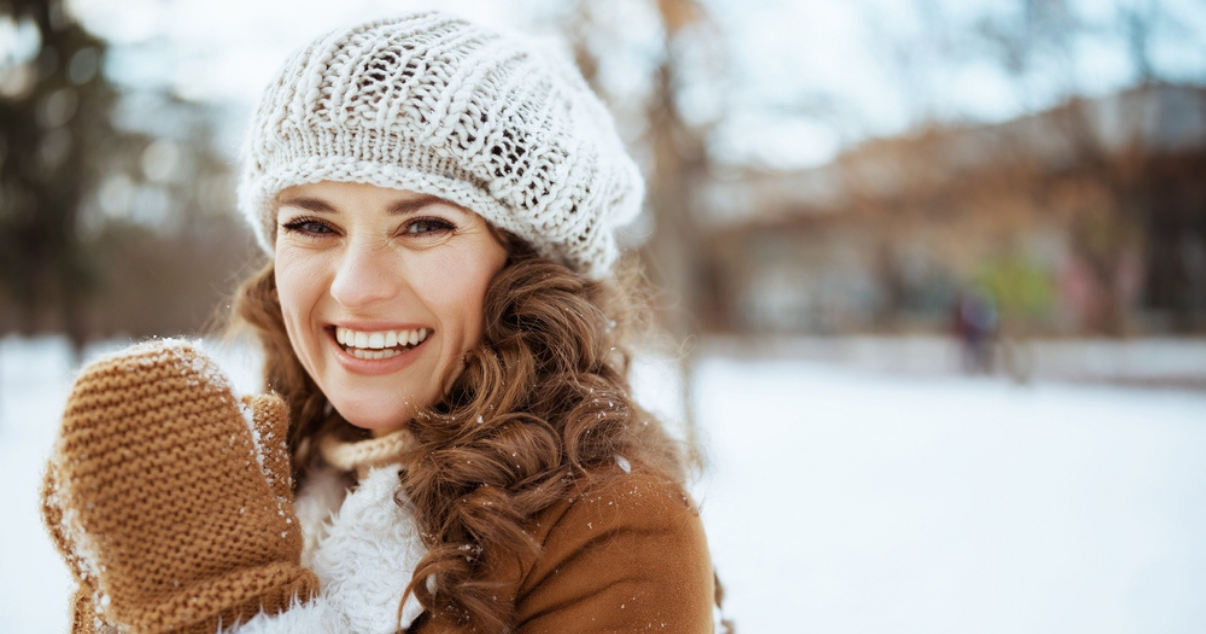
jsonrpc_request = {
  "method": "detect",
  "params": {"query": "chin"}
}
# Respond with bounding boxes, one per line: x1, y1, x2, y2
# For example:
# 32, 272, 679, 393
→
333, 400, 414, 434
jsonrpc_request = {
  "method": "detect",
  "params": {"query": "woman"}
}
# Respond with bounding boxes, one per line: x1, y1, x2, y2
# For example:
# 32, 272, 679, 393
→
41, 11, 718, 634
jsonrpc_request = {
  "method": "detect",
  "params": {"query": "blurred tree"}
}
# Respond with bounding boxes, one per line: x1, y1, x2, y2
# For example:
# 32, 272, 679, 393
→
0, 0, 112, 354
551, 0, 727, 467
2, 2, 257, 351
79, 91, 258, 339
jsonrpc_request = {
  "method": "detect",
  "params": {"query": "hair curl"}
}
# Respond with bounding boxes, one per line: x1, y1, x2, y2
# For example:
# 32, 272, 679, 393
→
232, 238, 688, 632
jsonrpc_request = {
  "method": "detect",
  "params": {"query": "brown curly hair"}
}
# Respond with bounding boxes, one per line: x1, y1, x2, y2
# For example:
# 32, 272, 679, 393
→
232, 236, 689, 632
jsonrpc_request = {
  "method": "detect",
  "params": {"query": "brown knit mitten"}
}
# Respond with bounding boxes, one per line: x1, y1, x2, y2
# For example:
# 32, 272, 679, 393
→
41, 340, 318, 634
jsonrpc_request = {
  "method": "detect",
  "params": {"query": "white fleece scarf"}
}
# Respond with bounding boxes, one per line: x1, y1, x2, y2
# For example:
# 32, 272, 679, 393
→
227, 430, 427, 634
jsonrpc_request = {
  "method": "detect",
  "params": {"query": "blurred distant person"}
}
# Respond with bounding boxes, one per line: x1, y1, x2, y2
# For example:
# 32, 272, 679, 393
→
953, 285, 998, 374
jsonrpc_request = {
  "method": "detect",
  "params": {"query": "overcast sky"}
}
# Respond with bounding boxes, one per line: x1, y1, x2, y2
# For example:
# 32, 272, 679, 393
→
60, 0, 1206, 168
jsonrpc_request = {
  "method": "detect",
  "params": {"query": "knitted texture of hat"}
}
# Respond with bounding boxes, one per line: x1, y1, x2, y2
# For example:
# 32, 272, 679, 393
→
41, 340, 318, 633
238, 11, 644, 280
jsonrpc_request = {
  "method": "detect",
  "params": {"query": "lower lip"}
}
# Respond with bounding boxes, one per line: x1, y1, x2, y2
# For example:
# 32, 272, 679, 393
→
330, 331, 428, 376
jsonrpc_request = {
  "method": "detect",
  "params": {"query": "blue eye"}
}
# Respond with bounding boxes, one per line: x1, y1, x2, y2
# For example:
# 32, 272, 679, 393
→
407, 217, 456, 235
281, 218, 335, 237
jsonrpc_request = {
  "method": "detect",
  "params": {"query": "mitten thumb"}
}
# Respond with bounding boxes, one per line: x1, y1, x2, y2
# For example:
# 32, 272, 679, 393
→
241, 393, 294, 504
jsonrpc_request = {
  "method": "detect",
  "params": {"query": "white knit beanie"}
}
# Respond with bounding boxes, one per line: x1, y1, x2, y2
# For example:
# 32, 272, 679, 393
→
238, 12, 644, 279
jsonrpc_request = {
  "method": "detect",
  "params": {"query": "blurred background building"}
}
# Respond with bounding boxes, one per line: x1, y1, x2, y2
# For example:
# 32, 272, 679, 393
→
704, 84, 1206, 337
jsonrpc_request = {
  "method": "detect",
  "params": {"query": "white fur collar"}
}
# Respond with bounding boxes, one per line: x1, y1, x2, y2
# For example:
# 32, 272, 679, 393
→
228, 463, 427, 633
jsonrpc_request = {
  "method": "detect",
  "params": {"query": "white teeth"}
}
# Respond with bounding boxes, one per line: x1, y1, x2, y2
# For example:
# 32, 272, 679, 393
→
351, 348, 403, 360
335, 326, 431, 356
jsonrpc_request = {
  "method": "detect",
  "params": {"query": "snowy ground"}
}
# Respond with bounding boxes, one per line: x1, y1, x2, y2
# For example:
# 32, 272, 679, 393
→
3, 335, 1205, 633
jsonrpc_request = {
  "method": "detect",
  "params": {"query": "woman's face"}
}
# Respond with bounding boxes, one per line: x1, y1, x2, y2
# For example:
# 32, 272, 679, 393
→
274, 181, 507, 435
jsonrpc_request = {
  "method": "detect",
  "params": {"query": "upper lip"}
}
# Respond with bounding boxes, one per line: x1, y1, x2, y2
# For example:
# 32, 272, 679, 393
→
327, 321, 429, 332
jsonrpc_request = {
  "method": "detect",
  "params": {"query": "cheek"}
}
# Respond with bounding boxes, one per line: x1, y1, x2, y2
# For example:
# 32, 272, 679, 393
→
456, 277, 492, 344
424, 251, 503, 348
428, 274, 486, 339
274, 249, 328, 341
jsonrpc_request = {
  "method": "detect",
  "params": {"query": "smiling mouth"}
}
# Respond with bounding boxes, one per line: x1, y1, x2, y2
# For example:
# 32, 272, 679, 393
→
334, 326, 430, 360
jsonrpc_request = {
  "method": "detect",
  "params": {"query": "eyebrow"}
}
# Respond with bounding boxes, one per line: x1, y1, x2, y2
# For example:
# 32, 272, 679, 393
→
278, 193, 450, 216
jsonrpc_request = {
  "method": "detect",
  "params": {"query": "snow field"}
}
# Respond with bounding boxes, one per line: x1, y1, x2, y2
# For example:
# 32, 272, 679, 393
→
691, 358, 1206, 634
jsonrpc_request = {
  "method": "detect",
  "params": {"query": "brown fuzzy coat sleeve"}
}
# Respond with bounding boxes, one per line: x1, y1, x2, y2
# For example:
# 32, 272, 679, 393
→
422, 470, 716, 633
517, 470, 715, 633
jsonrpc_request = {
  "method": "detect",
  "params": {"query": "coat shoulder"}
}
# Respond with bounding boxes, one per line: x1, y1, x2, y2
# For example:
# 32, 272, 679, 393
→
514, 468, 715, 633
535, 468, 703, 543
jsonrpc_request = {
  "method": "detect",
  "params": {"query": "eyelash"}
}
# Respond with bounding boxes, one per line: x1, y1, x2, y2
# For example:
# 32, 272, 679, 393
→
405, 216, 458, 236
280, 217, 334, 237
279, 216, 458, 239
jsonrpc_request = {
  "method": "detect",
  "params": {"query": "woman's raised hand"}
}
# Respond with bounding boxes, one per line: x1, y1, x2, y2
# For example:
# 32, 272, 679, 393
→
41, 340, 318, 633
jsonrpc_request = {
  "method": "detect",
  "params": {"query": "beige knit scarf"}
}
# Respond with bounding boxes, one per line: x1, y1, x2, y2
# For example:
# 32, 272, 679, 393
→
318, 427, 417, 480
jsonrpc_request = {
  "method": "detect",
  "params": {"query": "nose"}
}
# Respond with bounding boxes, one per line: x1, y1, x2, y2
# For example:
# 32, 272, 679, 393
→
329, 240, 401, 309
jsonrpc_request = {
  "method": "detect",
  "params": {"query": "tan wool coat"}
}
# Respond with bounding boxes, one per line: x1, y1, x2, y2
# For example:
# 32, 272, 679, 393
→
410, 469, 717, 633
